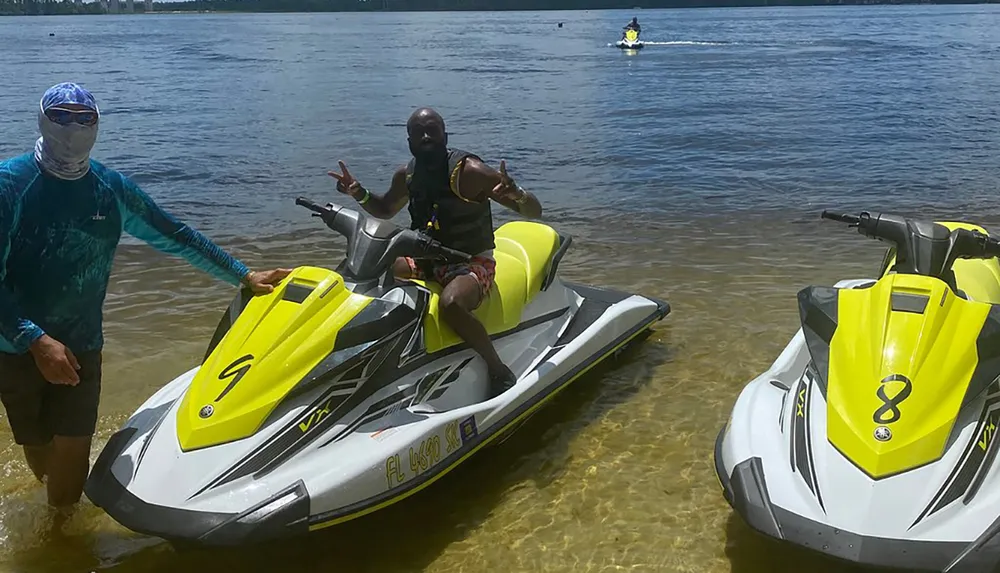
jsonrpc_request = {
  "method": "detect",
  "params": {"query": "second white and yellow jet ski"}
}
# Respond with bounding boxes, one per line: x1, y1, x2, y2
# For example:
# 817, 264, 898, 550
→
85, 197, 670, 547
716, 209, 1000, 572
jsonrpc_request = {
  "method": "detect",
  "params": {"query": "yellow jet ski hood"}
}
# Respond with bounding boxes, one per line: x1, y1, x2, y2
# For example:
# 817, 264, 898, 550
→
176, 267, 377, 451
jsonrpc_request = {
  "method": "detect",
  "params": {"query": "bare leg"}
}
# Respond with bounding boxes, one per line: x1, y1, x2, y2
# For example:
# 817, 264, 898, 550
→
45, 435, 92, 508
23, 443, 52, 482
439, 275, 515, 397
393, 257, 415, 279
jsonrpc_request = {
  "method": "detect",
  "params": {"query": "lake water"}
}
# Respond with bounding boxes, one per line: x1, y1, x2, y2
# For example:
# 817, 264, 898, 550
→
2, 4, 1000, 572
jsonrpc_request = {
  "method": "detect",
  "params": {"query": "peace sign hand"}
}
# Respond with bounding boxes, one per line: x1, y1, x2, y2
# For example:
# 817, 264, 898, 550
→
327, 161, 362, 199
490, 160, 524, 202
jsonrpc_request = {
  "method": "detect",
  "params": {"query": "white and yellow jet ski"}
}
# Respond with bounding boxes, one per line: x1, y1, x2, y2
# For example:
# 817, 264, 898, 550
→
715, 209, 1000, 572
85, 197, 670, 546
616, 28, 643, 50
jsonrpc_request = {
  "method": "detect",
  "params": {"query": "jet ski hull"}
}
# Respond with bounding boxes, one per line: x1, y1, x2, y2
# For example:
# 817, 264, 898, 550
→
715, 277, 1000, 572
616, 41, 643, 50
85, 279, 669, 546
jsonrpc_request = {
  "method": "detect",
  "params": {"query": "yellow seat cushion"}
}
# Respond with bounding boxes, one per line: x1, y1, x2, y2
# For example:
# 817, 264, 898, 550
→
416, 221, 561, 354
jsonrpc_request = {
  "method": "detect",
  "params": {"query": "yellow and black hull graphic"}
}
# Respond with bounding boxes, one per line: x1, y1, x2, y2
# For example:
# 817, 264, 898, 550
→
788, 366, 824, 511
190, 284, 571, 498
911, 381, 1000, 528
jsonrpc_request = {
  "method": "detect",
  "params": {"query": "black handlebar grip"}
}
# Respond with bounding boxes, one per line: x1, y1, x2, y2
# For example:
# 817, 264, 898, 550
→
821, 210, 853, 224
442, 246, 472, 261
987, 238, 1000, 259
295, 197, 324, 213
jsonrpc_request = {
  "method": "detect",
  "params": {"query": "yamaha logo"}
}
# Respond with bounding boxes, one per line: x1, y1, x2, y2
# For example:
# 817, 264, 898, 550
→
199, 404, 214, 419
874, 426, 892, 442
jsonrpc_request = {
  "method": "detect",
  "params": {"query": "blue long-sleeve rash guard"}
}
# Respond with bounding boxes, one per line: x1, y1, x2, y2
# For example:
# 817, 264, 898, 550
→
0, 153, 251, 355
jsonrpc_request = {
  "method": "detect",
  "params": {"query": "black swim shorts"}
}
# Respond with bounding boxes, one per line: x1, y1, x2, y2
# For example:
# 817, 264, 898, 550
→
0, 350, 102, 446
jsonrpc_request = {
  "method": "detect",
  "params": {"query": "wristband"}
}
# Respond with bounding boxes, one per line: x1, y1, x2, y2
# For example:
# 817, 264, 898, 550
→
357, 186, 371, 205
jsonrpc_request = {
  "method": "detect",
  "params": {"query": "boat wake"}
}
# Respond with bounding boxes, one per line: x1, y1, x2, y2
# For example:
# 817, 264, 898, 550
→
607, 40, 733, 47
645, 40, 731, 46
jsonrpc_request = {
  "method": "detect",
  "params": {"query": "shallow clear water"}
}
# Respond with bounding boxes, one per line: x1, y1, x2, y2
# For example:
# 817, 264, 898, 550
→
3, 5, 1000, 571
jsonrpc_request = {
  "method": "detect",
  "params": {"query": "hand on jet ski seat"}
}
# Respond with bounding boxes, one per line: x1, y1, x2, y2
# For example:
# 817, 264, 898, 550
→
329, 107, 542, 398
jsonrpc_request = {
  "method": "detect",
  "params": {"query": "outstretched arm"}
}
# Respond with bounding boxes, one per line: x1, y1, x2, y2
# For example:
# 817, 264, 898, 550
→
458, 157, 543, 220
328, 162, 410, 220
116, 175, 289, 291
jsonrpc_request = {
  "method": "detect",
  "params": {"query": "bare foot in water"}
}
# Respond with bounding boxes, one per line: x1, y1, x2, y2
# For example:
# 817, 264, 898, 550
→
48, 503, 77, 536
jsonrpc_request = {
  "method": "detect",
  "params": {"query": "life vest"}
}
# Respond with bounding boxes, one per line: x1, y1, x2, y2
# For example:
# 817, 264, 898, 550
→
406, 148, 495, 256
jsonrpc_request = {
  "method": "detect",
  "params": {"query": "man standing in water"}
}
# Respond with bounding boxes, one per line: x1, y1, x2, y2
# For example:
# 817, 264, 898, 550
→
328, 107, 542, 398
0, 83, 291, 509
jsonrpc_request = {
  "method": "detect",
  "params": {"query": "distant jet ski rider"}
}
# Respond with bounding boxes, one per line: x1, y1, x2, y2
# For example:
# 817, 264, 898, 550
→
623, 17, 641, 37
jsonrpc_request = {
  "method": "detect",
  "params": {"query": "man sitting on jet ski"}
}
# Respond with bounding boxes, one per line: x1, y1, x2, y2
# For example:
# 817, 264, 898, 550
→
328, 107, 543, 398
623, 17, 641, 37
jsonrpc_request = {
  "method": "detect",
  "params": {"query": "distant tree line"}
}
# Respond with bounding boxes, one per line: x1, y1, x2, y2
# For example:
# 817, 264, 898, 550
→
1, 0, 106, 14
153, 0, 1000, 10
2, 0, 999, 15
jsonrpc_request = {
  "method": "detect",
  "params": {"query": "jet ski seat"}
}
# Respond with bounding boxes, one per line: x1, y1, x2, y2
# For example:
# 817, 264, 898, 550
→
951, 259, 1000, 304
416, 221, 562, 353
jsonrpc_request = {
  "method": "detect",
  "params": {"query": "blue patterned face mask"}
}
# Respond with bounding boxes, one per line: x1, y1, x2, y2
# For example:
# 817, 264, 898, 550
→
33, 82, 101, 181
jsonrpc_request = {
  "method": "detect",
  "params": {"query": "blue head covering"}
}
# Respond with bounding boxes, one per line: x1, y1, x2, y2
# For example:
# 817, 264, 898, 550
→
40, 82, 100, 114
34, 82, 101, 180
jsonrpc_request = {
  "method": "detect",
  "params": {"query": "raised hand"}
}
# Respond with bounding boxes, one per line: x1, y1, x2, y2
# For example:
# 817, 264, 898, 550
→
490, 160, 523, 202
327, 161, 362, 198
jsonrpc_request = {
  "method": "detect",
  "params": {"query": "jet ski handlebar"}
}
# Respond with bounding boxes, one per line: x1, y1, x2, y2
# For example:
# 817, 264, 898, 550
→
295, 197, 325, 214
820, 210, 863, 226
822, 208, 1000, 283
426, 241, 472, 262
960, 228, 1000, 260
296, 196, 472, 280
